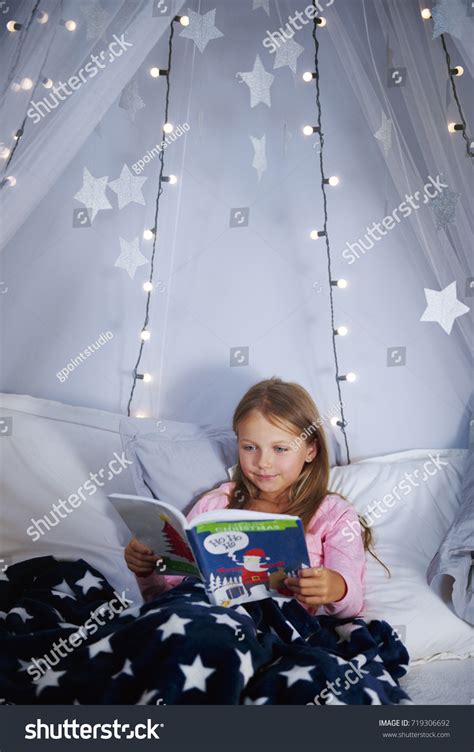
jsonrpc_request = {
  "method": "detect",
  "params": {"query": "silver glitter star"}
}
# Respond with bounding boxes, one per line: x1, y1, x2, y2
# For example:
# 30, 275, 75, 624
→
179, 8, 223, 53
432, 0, 466, 41
273, 37, 304, 73
431, 188, 459, 230
374, 110, 392, 156
119, 79, 145, 123
109, 164, 148, 210
250, 134, 267, 181
420, 281, 469, 335
82, 1, 110, 40
253, 0, 270, 15
237, 54, 274, 108
74, 167, 112, 221
114, 237, 148, 279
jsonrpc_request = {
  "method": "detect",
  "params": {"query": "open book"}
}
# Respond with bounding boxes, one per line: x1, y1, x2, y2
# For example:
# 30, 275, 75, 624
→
108, 493, 310, 607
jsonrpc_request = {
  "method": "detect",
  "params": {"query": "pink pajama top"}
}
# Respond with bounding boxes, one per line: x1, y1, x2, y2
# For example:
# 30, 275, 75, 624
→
136, 482, 366, 619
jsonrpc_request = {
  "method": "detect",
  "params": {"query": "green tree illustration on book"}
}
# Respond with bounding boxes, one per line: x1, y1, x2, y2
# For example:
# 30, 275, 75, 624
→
160, 513, 194, 562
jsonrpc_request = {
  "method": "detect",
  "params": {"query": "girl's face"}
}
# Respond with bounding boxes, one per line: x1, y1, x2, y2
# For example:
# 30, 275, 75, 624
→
237, 410, 317, 501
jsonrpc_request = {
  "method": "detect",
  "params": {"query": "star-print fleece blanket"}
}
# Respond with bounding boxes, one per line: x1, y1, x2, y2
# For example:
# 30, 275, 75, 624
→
0, 557, 413, 705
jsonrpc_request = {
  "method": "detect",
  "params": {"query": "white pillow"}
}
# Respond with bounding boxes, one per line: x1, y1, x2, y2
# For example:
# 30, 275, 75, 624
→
330, 449, 473, 663
0, 393, 141, 602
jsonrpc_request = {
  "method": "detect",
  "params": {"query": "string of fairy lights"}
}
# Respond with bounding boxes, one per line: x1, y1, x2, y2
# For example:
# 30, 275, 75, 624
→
1, 4, 470, 438
420, 7, 473, 159
127, 13, 190, 417
301, 7, 352, 464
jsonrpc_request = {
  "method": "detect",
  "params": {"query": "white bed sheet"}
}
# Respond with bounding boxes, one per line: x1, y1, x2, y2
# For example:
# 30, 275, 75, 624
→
400, 657, 474, 705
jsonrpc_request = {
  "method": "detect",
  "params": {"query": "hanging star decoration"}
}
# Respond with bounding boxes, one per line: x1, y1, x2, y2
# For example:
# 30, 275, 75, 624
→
432, 0, 466, 40
82, 1, 110, 40
430, 188, 459, 231
252, 0, 270, 16
237, 54, 274, 108
109, 164, 148, 210
114, 237, 148, 279
74, 167, 112, 221
420, 281, 469, 334
119, 79, 146, 123
273, 37, 304, 73
374, 110, 393, 156
250, 134, 267, 181
179, 8, 224, 53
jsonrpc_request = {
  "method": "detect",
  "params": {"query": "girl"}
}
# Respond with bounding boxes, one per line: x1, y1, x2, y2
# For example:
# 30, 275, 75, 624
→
125, 376, 370, 618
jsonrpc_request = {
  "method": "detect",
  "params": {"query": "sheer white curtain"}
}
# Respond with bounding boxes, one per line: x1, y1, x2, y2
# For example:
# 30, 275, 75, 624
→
0, 0, 185, 250
326, 0, 472, 354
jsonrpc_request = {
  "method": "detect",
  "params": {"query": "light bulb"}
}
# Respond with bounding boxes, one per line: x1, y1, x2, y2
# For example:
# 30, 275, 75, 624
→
14, 129, 23, 140
303, 125, 319, 135
64, 20, 77, 31
135, 413, 147, 419
42, 77, 53, 88
302, 71, 316, 82
163, 122, 173, 134
421, 8, 431, 19
4, 176, 17, 186
7, 20, 22, 32
346, 372, 356, 382
448, 122, 462, 133
143, 373, 152, 383
163, 174, 177, 184
316, 17, 327, 26
310, 230, 325, 240
336, 326, 348, 336
328, 175, 339, 186
140, 330, 151, 341
451, 66, 464, 76
150, 67, 160, 78
176, 15, 189, 26
0, 147, 10, 159
21, 77, 33, 90
143, 229, 155, 240
332, 278, 348, 289
143, 282, 153, 292
37, 11, 49, 23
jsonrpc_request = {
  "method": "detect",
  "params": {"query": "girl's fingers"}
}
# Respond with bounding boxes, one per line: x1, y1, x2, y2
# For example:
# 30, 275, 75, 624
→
130, 538, 156, 556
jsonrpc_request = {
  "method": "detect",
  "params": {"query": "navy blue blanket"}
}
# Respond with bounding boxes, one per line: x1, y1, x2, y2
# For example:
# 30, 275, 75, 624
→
0, 557, 412, 705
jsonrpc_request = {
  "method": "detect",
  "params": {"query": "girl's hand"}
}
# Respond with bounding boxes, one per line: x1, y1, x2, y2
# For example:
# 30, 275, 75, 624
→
124, 537, 160, 577
284, 566, 347, 607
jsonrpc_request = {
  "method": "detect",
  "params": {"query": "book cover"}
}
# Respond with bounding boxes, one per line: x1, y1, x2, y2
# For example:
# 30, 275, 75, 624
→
108, 494, 311, 606
187, 517, 310, 607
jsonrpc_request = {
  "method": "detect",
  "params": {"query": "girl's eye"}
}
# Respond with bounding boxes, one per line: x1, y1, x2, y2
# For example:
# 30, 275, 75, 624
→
242, 445, 254, 451
275, 447, 288, 453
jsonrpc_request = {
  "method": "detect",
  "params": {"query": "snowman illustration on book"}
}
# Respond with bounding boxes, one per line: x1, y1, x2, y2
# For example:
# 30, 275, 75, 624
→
213, 548, 286, 606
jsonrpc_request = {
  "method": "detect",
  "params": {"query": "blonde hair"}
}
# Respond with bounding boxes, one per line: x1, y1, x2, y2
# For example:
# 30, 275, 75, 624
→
219, 377, 388, 572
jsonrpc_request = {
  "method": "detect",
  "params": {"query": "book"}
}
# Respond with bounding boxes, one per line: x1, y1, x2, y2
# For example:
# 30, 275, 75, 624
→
108, 493, 311, 607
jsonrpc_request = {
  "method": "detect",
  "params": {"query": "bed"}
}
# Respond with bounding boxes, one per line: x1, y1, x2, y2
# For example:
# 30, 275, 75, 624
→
0, 392, 472, 704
